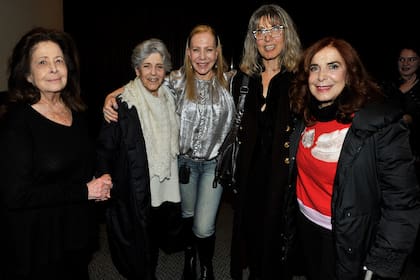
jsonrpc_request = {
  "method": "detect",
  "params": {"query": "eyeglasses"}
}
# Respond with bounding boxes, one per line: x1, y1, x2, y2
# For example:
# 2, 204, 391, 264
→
398, 56, 418, 63
252, 25, 285, 40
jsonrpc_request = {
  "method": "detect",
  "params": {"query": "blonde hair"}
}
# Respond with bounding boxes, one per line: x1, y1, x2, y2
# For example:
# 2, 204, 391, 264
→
183, 25, 228, 100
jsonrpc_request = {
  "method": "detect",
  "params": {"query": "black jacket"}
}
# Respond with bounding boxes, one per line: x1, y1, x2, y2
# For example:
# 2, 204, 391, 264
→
96, 98, 154, 279
286, 101, 420, 279
230, 70, 294, 279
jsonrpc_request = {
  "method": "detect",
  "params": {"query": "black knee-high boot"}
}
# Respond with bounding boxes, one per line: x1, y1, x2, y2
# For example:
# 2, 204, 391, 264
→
196, 234, 215, 280
182, 217, 197, 280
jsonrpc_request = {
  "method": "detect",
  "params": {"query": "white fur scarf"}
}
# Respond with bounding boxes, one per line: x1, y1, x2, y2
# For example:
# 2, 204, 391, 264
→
120, 77, 179, 181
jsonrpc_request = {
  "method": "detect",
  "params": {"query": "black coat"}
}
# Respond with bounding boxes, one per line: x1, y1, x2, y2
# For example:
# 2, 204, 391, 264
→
96, 98, 154, 279
286, 101, 420, 280
230, 70, 294, 279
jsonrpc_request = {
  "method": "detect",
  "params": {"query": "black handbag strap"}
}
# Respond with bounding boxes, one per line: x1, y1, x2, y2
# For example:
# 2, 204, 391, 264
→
240, 74, 249, 94
234, 74, 249, 125
213, 74, 249, 189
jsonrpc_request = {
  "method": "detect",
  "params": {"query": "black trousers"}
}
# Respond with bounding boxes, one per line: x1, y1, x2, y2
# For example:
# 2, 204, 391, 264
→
296, 211, 335, 280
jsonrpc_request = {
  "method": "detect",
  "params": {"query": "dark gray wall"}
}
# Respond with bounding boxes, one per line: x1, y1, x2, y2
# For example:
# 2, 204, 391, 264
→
0, 0, 63, 91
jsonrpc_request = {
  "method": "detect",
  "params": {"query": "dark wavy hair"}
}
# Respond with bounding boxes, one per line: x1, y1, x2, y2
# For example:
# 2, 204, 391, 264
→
290, 37, 383, 126
7, 27, 86, 111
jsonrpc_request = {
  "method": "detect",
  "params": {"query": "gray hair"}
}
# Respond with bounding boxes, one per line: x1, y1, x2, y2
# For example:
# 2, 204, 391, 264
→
131, 38, 172, 72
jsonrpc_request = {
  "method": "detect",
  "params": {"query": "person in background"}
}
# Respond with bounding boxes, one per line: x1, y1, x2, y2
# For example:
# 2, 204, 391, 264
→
288, 36, 420, 280
0, 27, 112, 280
382, 45, 420, 159
381, 45, 420, 265
96, 38, 181, 280
228, 4, 302, 280
102, 24, 236, 280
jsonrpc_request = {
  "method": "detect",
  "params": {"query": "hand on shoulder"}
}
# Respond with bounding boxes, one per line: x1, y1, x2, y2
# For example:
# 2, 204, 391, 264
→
103, 86, 124, 123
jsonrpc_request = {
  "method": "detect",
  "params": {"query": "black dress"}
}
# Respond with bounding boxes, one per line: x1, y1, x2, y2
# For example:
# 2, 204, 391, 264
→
0, 104, 97, 279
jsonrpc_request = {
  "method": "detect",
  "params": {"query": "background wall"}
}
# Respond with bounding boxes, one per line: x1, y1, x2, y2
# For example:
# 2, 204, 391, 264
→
0, 1, 417, 93
0, 0, 63, 92
0, 0, 416, 132
62, 0, 417, 135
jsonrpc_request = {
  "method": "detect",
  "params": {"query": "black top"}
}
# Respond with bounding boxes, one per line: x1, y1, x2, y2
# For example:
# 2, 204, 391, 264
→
0, 104, 96, 277
382, 77, 420, 156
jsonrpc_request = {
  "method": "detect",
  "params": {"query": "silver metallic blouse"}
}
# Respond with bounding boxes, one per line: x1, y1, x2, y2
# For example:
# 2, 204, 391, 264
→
166, 68, 236, 160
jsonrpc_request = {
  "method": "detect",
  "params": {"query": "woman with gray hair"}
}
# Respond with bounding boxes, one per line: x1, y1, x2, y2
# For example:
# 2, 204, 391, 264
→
96, 38, 181, 280
102, 25, 236, 280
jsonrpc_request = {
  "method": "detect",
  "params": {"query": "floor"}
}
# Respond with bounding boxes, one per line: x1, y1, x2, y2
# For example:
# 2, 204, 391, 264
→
88, 200, 233, 280
88, 199, 420, 280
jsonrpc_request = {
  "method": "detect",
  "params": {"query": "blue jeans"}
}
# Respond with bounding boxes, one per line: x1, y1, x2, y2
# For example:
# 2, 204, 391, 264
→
178, 157, 223, 238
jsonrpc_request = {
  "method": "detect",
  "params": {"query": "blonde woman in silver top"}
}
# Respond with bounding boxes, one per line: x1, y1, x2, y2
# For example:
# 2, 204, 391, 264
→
102, 25, 236, 280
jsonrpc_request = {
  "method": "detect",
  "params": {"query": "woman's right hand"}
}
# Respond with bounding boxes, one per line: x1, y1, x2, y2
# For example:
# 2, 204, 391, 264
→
87, 174, 113, 201
103, 86, 124, 123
